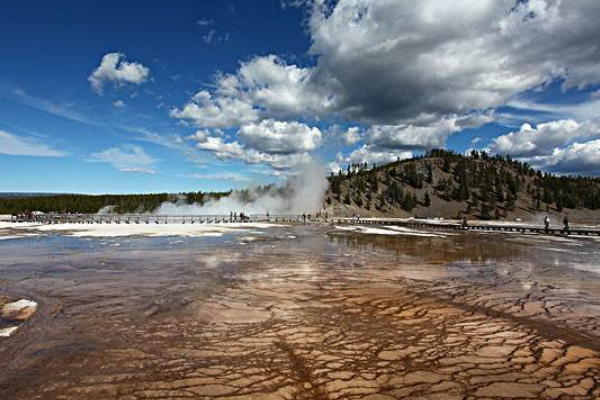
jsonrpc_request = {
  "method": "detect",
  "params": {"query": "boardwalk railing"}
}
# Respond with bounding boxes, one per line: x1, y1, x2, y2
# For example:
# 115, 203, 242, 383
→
333, 218, 600, 237
9, 214, 600, 236
10, 214, 314, 225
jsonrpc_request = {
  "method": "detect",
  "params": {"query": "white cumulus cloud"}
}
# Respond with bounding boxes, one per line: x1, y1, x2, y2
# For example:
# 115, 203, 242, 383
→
172, 0, 600, 174
238, 119, 321, 154
366, 113, 493, 150
170, 90, 259, 129
89, 52, 150, 94
489, 119, 599, 157
308, 0, 600, 124
544, 139, 600, 175
190, 131, 313, 170
341, 127, 361, 145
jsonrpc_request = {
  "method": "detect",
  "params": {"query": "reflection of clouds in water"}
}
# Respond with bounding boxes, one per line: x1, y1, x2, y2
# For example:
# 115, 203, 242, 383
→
496, 266, 510, 277
334, 225, 449, 238
569, 262, 600, 276
543, 247, 588, 254
199, 252, 243, 269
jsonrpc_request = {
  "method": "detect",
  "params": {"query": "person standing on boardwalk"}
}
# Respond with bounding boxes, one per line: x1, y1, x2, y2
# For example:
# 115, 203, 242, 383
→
302, 213, 306, 225
563, 216, 570, 234
544, 215, 550, 233
462, 215, 468, 229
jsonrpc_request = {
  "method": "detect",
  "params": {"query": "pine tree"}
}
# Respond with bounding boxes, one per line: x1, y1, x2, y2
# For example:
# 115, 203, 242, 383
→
542, 187, 554, 205
377, 194, 386, 210
481, 202, 492, 220
494, 208, 501, 220
368, 171, 378, 191
495, 177, 504, 202
402, 192, 415, 212
442, 157, 451, 173
343, 193, 351, 205
505, 191, 516, 211
426, 164, 433, 184
423, 192, 431, 207
457, 179, 470, 202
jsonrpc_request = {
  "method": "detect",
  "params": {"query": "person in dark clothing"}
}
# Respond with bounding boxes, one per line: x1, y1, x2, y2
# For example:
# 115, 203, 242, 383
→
563, 216, 570, 234
544, 215, 550, 233
462, 215, 468, 229
302, 213, 306, 225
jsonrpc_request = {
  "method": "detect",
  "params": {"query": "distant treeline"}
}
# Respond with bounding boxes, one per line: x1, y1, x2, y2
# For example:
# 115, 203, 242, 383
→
0, 191, 231, 215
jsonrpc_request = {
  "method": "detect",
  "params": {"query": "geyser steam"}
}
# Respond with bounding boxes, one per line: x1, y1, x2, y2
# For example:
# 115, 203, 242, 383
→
155, 162, 328, 215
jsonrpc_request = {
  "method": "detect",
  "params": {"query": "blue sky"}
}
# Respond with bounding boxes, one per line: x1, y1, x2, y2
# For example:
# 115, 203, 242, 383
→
2, 0, 600, 194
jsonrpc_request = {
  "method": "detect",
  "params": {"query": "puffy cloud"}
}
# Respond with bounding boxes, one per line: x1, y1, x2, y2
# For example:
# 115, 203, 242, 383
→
366, 113, 493, 150
255, 3, 597, 118
88, 145, 159, 174
346, 145, 412, 166
329, 146, 412, 172
232, 55, 329, 117
172, 55, 331, 129
341, 127, 361, 145
327, 160, 343, 173
190, 131, 313, 170
0, 129, 66, 157
489, 119, 599, 157
367, 123, 454, 151
308, 0, 600, 124
540, 140, 600, 175
173, 0, 600, 173
89, 53, 150, 94
113, 100, 125, 108
170, 91, 259, 129
530, 139, 600, 175
195, 135, 245, 157
487, 118, 600, 174
238, 119, 321, 154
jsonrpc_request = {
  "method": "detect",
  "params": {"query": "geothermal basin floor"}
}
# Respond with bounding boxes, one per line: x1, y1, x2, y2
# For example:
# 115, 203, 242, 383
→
1, 225, 600, 399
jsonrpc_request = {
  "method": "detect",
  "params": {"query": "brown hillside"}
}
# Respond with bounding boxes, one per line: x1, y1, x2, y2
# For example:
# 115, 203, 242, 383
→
323, 150, 600, 224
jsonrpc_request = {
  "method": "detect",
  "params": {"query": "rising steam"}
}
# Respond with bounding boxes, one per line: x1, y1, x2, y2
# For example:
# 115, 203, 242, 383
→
154, 161, 328, 215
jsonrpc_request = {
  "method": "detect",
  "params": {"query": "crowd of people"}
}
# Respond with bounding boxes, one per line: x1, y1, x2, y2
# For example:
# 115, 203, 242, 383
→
229, 212, 251, 222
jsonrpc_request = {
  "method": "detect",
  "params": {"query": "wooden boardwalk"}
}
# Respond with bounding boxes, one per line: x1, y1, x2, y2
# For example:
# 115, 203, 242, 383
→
10, 214, 306, 225
334, 218, 600, 237
9, 214, 600, 237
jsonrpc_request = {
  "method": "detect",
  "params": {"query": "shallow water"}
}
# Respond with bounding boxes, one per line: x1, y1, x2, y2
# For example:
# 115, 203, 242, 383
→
1, 225, 600, 399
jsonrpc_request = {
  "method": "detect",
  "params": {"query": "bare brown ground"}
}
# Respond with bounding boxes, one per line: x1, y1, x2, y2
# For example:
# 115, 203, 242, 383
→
1, 227, 600, 399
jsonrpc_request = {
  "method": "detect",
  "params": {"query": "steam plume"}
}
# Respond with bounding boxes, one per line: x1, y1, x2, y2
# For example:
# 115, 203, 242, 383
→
155, 161, 328, 215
